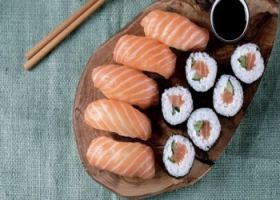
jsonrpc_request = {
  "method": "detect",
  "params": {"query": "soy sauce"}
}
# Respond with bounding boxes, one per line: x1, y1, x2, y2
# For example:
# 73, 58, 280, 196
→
212, 0, 247, 41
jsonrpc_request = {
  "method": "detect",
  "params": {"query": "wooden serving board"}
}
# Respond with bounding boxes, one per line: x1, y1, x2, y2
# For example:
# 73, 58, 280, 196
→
73, 0, 279, 198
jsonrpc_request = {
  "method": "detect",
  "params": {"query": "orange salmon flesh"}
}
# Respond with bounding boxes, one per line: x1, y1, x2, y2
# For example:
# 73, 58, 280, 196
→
201, 121, 211, 139
222, 90, 234, 104
84, 99, 151, 140
92, 64, 159, 109
173, 142, 187, 164
113, 35, 176, 79
246, 53, 256, 70
169, 95, 184, 109
141, 10, 209, 51
86, 136, 155, 179
193, 60, 209, 78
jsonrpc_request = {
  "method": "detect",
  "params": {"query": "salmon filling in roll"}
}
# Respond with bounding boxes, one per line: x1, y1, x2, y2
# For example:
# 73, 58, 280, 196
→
222, 80, 234, 104
194, 120, 211, 139
168, 141, 187, 164
238, 53, 256, 71
168, 95, 185, 115
192, 60, 209, 80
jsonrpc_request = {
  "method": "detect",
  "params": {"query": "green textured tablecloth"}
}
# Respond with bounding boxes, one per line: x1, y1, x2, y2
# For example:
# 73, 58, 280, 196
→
0, 0, 280, 199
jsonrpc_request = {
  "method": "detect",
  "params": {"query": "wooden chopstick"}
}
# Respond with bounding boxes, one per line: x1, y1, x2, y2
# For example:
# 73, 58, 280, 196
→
25, 0, 99, 60
24, 0, 106, 70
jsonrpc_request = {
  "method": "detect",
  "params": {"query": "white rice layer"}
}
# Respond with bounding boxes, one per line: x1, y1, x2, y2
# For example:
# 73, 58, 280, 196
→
187, 108, 221, 151
161, 86, 193, 125
163, 135, 195, 177
231, 43, 264, 84
185, 52, 218, 92
213, 75, 244, 117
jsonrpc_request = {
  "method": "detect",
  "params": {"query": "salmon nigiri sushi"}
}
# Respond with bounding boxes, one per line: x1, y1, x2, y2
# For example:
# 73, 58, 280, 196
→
92, 64, 159, 109
141, 10, 209, 51
84, 99, 151, 140
113, 35, 176, 79
87, 136, 155, 179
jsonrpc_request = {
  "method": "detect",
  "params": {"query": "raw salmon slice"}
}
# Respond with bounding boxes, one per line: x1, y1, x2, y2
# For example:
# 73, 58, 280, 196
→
193, 60, 209, 79
87, 136, 155, 179
84, 99, 151, 140
92, 64, 159, 109
222, 90, 234, 104
173, 142, 187, 164
168, 95, 184, 109
141, 10, 209, 51
222, 80, 234, 104
113, 35, 176, 79
201, 121, 211, 139
246, 53, 256, 70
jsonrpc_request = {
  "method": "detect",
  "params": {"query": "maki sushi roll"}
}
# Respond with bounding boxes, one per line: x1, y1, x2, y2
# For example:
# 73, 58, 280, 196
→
231, 43, 265, 84
163, 135, 195, 177
187, 108, 221, 151
213, 75, 244, 117
185, 52, 218, 92
161, 86, 193, 125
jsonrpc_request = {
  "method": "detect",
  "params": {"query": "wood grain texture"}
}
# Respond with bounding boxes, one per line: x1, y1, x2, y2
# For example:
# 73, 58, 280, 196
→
73, 0, 278, 198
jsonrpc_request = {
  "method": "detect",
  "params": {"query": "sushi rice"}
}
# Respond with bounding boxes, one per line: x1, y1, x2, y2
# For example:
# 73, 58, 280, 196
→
187, 108, 221, 151
185, 52, 218, 92
161, 86, 193, 125
163, 135, 195, 177
213, 75, 244, 117
231, 43, 264, 84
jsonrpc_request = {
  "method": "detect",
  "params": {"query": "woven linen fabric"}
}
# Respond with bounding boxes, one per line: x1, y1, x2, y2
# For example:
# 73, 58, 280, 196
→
0, 0, 279, 199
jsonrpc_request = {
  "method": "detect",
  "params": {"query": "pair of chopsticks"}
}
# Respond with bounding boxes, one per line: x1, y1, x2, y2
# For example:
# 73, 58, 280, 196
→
24, 0, 106, 70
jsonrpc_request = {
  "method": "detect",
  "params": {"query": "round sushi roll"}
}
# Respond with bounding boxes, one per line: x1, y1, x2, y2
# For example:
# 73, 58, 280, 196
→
161, 86, 193, 125
231, 43, 264, 84
185, 52, 218, 92
163, 135, 195, 177
187, 108, 221, 151
213, 75, 244, 117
